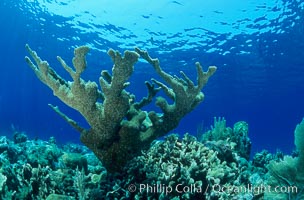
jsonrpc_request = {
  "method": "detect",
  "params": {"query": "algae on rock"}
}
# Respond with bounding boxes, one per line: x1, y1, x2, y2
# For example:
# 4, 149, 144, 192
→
25, 44, 216, 172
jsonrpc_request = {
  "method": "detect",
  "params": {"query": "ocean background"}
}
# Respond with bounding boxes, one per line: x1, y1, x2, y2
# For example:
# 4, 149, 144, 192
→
0, 0, 303, 155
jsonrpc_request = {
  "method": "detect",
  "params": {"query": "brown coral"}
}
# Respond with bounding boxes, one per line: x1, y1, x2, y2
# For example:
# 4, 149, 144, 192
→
25, 44, 216, 172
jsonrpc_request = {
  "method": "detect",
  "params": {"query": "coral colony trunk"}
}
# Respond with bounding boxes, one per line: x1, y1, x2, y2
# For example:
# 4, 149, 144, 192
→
24, 44, 216, 172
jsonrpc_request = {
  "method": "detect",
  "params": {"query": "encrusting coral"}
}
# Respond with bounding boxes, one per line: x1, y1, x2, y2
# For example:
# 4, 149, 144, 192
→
24, 44, 216, 172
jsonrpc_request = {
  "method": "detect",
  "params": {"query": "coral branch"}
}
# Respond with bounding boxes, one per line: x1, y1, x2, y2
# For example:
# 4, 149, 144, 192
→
135, 47, 217, 134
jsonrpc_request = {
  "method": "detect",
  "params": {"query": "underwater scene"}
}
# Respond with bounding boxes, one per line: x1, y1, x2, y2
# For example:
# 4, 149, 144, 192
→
0, 0, 304, 199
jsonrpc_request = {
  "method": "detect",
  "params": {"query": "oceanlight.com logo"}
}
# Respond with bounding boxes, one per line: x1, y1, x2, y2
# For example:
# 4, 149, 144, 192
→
211, 184, 298, 195
127, 183, 299, 196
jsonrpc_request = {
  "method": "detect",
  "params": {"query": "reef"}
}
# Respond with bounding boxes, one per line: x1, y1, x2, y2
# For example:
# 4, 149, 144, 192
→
24, 45, 216, 172
0, 118, 303, 199
0, 131, 107, 199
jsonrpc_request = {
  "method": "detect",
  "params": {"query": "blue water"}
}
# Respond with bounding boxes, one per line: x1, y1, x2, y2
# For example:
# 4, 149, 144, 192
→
0, 0, 303, 155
